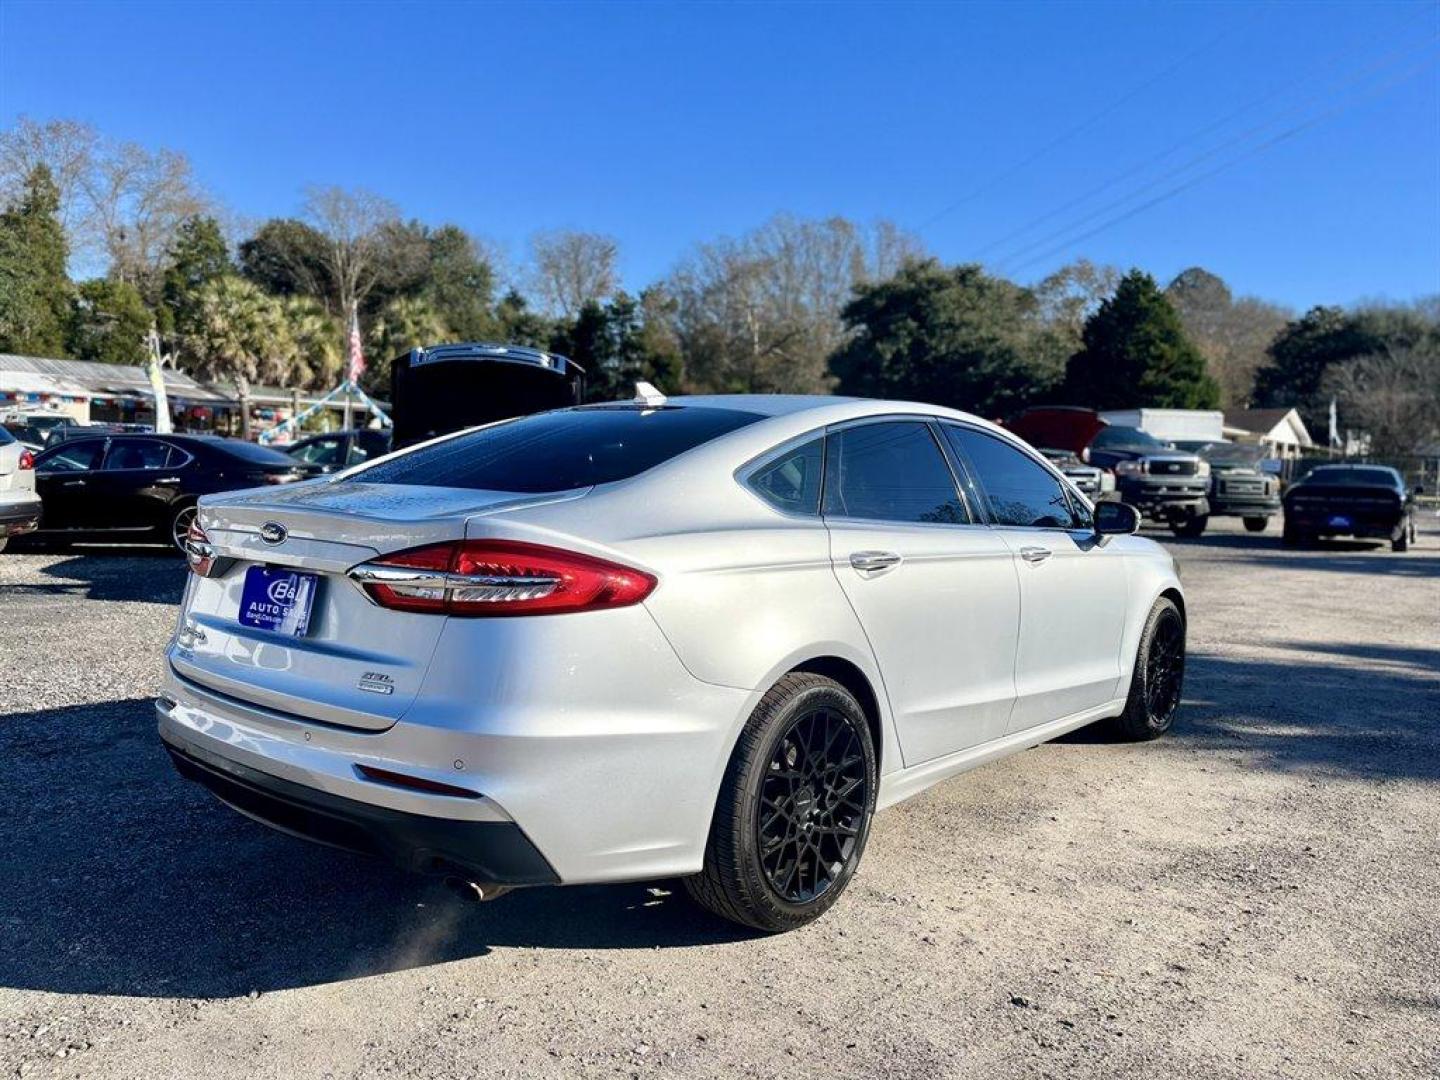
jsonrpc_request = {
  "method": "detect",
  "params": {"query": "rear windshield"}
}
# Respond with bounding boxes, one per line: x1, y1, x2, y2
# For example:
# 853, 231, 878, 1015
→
1302, 466, 1399, 487
353, 405, 764, 493
206, 438, 299, 465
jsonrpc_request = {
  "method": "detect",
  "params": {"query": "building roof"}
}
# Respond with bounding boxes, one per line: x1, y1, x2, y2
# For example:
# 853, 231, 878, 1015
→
0, 353, 228, 403
1225, 407, 1313, 447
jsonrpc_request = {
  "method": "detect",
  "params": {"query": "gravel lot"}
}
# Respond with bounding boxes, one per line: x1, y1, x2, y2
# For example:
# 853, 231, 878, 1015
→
1, 517, 1437, 1080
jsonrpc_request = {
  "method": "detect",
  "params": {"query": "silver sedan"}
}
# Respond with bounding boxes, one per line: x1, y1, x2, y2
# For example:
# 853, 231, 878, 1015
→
158, 393, 1185, 931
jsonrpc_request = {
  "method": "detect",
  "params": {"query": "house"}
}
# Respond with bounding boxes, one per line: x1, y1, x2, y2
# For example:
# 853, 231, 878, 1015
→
1223, 407, 1314, 459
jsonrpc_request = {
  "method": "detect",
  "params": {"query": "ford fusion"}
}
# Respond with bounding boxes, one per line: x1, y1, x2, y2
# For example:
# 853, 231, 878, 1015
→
159, 395, 1186, 931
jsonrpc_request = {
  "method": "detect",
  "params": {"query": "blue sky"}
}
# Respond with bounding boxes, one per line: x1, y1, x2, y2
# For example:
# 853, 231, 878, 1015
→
1, 0, 1436, 310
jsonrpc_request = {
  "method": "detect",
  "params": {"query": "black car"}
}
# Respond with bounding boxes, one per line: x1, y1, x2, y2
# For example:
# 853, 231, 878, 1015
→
284, 428, 393, 474
1174, 441, 1282, 532
28, 433, 303, 551
1282, 465, 1420, 552
1084, 426, 1212, 536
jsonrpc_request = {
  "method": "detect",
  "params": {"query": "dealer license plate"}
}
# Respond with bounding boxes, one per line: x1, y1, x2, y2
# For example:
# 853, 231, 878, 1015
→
1327, 514, 1352, 529
238, 566, 319, 636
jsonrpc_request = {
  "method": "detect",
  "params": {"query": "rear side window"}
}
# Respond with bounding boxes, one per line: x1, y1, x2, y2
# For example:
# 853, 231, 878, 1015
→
944, 426, 1085, 529
356, 406, 763, 493
102, 439, 172, 471
746, 438, 823, 515
38, 440, 105, 472
822, 421, 967, 525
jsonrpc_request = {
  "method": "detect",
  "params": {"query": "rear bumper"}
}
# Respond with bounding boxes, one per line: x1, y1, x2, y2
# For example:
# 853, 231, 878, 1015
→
1284, 509, 1405, 538
0, 494, 41, 536
162, 727, 559, 885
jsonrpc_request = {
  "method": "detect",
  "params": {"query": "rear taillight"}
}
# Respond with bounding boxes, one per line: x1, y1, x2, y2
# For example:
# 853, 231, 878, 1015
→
184, 520, 217, 577
350, 540, 657, 617
18, 449, 35, 470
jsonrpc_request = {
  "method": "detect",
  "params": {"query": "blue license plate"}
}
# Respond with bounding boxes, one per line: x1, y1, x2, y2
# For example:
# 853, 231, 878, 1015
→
1327, 514, 1352, 529
238, 566, 319, 636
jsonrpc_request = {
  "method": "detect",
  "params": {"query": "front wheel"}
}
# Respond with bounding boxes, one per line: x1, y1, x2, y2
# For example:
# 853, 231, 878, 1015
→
1243, 516, 1269, 533
685, 673, 877, 932
1110, 597, 1186, 741
1171, 513, 1209, 538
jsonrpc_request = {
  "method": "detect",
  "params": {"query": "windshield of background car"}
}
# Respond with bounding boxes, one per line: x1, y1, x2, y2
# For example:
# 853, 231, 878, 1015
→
1193, 442, 1264, 466
1089, 426, 1169, 450
354, 405, 764, 493
1301, 467, 1399, 488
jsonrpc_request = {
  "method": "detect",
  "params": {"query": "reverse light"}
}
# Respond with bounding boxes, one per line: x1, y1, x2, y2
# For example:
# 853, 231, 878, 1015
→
18, 449, 34, 470
183, 519, 217, 577
350, 540, 657, 617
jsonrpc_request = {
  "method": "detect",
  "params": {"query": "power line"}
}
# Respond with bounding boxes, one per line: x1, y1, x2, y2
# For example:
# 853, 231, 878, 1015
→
1003, 48, 1440, 276
991, 29, 1440, 273
913, 13, 1261, 232
971, 6, 1433, 263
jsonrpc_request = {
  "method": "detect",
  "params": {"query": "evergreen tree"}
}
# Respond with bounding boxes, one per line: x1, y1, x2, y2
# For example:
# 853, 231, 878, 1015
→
1065, 270, 1219, 409
552, 290, 683, 403
0, 164, 71, 356
160, 215, 231, 336
68, 278, 150, 365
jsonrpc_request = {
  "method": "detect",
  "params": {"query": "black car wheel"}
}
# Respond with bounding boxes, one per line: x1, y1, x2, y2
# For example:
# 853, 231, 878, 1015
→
170, 503, 198, 553
686, 672, 877, 932
1243, 516, 1269, 533
1170, 514, 1208, 538
1110, 597, 1185, 741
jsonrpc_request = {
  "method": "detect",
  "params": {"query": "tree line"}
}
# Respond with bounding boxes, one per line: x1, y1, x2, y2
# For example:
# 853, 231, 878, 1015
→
1, 117, 1435, 454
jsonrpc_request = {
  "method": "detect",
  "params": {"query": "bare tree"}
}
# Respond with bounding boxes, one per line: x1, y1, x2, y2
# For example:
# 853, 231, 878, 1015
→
0, 116, 99, 237
1032, 259, 1120, 343
529, 229, 619, 317
1165, 268, 1289, 408
85, 143, 209, 293
301, 185, 400, 322
1324, 345, 1440, 457
667, 215, 924, 394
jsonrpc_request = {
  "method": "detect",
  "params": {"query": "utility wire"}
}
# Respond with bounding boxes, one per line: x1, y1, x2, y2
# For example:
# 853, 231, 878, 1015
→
1003, 48, 1440, 276
913, 13, 1261, 231
972, 6, 1433, 262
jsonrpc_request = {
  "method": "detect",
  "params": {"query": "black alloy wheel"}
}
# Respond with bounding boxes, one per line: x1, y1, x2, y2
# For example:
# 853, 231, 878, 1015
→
1112, 596, 1186, 741
756, 706, 869, 904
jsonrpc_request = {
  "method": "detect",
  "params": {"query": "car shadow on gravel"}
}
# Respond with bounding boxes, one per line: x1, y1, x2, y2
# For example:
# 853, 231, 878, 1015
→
0, 550, 185, 604
1172, 650, 1440, 783
1157, 532, 1440, 578
0, 698, 755, 1000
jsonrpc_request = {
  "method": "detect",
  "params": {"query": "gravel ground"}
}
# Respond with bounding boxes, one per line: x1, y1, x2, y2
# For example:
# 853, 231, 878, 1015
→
1, 517, 1437, 1080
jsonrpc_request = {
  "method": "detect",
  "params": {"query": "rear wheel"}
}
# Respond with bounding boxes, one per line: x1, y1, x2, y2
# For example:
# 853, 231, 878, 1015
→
1110, 597, 1185, 741
686, 673, 877, 932
170, 503, 198, 554
1281, 522, 1307, 547
1243, 516, 1269, 533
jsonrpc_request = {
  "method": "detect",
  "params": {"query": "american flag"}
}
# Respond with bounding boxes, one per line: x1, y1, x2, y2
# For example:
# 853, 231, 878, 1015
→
346, 306, 366, 384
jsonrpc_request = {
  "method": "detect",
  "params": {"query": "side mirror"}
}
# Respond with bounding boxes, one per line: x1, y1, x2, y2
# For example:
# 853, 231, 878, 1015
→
1094, 501, 1141, 536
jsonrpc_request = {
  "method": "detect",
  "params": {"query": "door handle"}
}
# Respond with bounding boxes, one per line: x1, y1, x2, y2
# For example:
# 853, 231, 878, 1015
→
61, 479, 87, 488
1019, 546, 1052, 564
154, 476, 182, 484
849, 550, 902, 572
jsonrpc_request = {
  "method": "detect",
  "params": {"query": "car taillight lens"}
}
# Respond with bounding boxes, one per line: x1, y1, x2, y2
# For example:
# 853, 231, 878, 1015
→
184, 520, 217, 577
18, 449, 34, 470
353, 540, 657, 617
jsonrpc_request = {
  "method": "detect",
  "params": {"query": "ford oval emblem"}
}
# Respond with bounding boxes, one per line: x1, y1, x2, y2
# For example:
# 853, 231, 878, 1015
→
259, 521, 288, 545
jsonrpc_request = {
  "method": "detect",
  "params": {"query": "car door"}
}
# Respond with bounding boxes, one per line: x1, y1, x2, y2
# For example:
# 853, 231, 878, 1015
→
94, 437, 188, 531
941, 423, 1130, 731
822, 418, 1021, 766
33, 438, 108, 530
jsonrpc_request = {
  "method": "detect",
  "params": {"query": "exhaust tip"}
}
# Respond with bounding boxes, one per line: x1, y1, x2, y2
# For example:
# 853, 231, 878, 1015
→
443, 877, 514, 903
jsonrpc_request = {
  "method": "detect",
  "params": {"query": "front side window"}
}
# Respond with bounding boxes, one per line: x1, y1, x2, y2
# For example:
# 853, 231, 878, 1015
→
944, 426, 1084, 529
746, 438, 823, 515
822, 421, 967, 525
102, 439, 172, 471
356, 405, 763, 493
38, 440, 105, 473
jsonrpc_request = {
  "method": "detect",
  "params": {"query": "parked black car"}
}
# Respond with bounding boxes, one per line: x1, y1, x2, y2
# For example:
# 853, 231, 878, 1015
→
284, 428, 393, 474
1174, 441, 1281, 532
1282, 465, 1420, 552
28, 433, 303, 551
1084, 426, 1211, 536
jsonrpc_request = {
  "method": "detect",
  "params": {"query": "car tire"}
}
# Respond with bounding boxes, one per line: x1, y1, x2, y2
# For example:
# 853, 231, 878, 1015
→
1392, 528, 1409, 553
1243, 516, 1269, 533
1281, 522, 1305, 546
685, 672, 877, 932
1109, 597, 1185, 742
170, 502, 199, 554
1171, 514, 1208, 538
